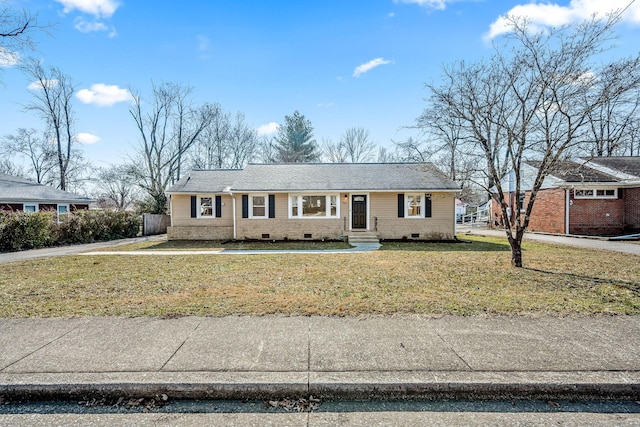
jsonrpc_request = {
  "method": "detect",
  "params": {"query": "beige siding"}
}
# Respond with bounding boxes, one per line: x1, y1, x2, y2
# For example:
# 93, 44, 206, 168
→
370, 192, 455, 240
235, 193, 347, 240
168, 191, 456, 241
168, 194, 234, 240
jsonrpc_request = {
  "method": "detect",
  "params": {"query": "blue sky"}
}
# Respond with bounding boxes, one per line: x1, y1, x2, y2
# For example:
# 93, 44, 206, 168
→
2, 0, 640, 167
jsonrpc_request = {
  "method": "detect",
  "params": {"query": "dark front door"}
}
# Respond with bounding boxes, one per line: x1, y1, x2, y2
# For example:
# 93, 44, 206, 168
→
352, 195, 367, 229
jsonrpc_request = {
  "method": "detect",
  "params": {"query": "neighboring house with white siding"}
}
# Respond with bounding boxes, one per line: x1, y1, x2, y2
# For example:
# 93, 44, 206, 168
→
166, 163, 460, 242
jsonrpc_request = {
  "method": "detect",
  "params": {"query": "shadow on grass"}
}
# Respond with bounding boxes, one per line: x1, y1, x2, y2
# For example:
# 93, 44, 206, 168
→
525, 267, 640, 295
134, 240, 353, 251
379, 239, 511, 252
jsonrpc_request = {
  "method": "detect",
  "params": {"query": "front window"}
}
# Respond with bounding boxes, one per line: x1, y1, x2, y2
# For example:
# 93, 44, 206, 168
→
24, 204, 37, 213
57, 204, 69, 221
199, 197, 213, 217
407, 194, 422, 217
252, 195, 266, 217
574, 188, 617, 199
303, 196, 326, 217
290, 194, 339, 218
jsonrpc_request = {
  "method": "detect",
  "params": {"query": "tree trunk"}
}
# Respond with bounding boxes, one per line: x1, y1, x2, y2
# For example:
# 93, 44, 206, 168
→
510, 239, 523, 268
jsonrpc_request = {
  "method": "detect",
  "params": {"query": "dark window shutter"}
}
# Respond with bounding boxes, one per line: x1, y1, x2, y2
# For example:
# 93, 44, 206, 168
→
190, 196, 197, 218
268, 194, 275, 218
397, 194, 404, 218
618, 188, 624, 199
215, 195, 222, 217
242, 195, 249, 218
424, 194, 432, 218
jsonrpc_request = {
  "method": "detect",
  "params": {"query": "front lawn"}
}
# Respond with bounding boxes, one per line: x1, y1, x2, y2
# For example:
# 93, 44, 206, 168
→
0, 235, 638, 317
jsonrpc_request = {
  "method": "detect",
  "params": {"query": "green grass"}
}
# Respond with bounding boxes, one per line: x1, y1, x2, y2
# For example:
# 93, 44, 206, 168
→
0, 234, 638, 317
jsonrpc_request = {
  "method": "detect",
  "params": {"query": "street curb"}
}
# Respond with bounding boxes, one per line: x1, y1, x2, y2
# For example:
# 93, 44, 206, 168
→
1, 371, 639, 401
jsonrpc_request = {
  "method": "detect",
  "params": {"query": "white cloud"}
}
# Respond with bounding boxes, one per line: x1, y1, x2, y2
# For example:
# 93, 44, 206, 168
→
317, 102, 334, 108
28, 80, 58, 90
76, 83, 133, 106
257, 122, 279, 135
74, 17, 116, 36
0, 48, 19, 67
393, 0, 448, 10
75, 132, 100, 144
55, 0, 120, 18
353, 58, 392, 78
486, 0, 640, 39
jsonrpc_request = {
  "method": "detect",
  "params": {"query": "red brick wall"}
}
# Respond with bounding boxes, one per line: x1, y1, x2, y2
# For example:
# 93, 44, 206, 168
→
491, 189, 566, 234
569, 191, 625, 236
623, 187, 640, 233
527, 188, 566, 234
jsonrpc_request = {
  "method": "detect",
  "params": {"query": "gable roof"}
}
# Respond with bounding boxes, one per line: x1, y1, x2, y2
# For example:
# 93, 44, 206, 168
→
585, 157, 640, 180
527, 160, 621, 183
167, 163, 460, 194
0, 174, 93, 204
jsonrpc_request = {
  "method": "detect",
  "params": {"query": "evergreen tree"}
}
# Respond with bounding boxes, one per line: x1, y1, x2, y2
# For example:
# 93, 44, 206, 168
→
273, 111, 319, 162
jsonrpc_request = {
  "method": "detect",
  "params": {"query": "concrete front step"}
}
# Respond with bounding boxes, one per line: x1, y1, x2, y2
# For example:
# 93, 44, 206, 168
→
347, 233, 380, 244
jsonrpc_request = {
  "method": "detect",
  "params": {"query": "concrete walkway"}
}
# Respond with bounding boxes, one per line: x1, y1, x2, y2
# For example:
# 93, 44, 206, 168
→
0, 315, 638, 402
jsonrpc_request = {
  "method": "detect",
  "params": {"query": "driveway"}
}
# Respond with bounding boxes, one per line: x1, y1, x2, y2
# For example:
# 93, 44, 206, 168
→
458, 225, 640, 255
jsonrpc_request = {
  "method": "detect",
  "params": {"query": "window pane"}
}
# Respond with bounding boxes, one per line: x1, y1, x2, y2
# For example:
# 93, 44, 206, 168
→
330, 195, 337, 217
407, 195, 421, 217
596, 189, 615, 197
575, 189, 594, 197
24, 205, 36, 212
200, 197, 213, 216
252, 196, 265, 217
291, 196, 298, 217
303, 196, 326, 216
58, 205, 68, 214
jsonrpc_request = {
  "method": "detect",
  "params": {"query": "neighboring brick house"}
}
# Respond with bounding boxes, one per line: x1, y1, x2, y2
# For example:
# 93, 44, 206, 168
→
166, 163, 460, 241
0, 173, 92, 215
492, 157, 640, 236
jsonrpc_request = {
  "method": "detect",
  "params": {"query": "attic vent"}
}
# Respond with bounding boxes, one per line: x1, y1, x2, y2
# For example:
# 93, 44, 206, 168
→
304, 233, 313, 239
411, 233, 420, 238
262, 234, 270, 239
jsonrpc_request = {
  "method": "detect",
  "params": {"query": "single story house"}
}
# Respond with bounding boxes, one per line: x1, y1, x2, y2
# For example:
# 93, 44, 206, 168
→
166, 163, 460, 242
0, 173, 92, 215
492, 157, 640, 236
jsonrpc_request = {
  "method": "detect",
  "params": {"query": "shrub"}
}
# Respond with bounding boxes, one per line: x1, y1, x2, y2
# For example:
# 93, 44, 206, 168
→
0, 211, 55, 252
0, 209, 141, 252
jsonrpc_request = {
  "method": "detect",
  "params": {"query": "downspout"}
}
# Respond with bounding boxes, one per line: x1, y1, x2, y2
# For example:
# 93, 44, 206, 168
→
224, 187, 236, 240
565, 188, 570, 236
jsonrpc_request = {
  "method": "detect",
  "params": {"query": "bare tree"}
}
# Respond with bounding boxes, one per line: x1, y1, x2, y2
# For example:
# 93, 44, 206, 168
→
321, 138, 348, 163
129, 82, 214, 213
426, 12, 640, 267
93, 165, 140, 211
585, 87, 640, 156
21, 60, 78, 190
340, 127, 376, 162
1, 128, 56, 183
0, 3, 43, 73
0, 158, 26, 177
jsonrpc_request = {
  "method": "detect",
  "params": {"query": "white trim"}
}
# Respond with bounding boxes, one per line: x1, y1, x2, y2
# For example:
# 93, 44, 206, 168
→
349, 193, 370, 230
573, 188, 618, 199
23, 203, 38, 212
405, 193, 425, 218
249, 194, 268, 219
196, 195, 216, 218
288, 193, 341, 219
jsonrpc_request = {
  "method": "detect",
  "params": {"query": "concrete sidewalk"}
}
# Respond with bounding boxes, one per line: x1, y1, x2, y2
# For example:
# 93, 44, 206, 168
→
1, 316, 638, 401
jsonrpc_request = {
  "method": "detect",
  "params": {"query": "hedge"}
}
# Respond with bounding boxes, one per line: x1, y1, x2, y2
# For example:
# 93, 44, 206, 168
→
0, 210, 141, 252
